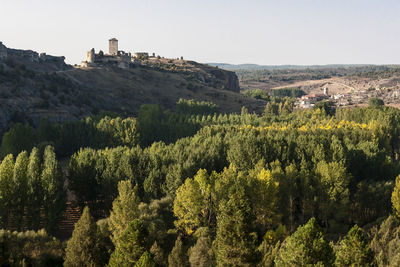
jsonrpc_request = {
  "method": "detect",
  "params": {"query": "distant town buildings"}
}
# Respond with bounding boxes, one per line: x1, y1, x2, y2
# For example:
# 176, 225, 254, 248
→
299, 94, 329, 108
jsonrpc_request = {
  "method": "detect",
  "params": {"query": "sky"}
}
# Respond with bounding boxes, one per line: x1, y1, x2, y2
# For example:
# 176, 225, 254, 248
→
1, 0, 400, 65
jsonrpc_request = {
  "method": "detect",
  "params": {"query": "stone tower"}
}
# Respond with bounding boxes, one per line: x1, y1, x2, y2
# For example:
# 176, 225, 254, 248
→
86, 48, 95, 63
109, 38, 118, 55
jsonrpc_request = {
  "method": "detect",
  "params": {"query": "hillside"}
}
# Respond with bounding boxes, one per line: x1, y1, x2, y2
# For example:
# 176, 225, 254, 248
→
0, 45, 264, 133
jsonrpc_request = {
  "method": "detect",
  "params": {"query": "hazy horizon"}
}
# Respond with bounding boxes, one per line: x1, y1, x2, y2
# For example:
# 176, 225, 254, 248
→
1, 0, 399, 66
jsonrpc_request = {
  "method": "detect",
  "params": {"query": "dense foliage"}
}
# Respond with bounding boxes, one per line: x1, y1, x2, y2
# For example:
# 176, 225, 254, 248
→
1, 99, 400, 265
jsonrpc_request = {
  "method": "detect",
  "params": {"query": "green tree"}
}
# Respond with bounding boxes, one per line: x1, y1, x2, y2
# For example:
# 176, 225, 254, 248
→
64, 207, 100, 267
109, 180, 140, 245
392, 175, 400, 217
168, 235, 189, 267
275, 218, 334, 266
137, 104, 163, 146
173, 174, 206, 235
369, 98, 384, 107
258, 224, 288, 267
0, 123, 36, 158
315, 161, 350, 230
335, 225, 376, 267
214, 182, 257, 267
26, 147, 43, 230
135, 252, 156, 267
370, 215, 400, 266
0, 154, 14, 227
188, 227, 214, 267
12, 151, 29, 231
41, 146, 65, 234
108, 219, 149, 267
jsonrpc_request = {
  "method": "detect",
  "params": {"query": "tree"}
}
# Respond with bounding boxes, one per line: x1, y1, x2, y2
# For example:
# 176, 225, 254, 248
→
258, 225, 288, 267
41, 146, 65, 234
108, 219, 149, 267
315, 161, 350, 230
137, 104, 163, 146
369, 98, 384, 107
335, 225, 376, 266
173, 175, 205, 235
0, 123, 35, 158
188, 227, 214, 267
392, 175, 400, 217
313, 100, 336, 116
370, 215, 400, 266
275, 218, 334, 266
109, 180, 140, 245
214, 182, 257, 266
26, 147, 42, 230
135, 252, 156, 267
168, 235, 189, 267
0, 154, 14, 227
64, 207, 100, 267
12, 151, 29, 231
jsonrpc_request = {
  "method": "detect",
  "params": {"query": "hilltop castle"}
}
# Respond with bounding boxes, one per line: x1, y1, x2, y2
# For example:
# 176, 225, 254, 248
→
81, 38, 149, 69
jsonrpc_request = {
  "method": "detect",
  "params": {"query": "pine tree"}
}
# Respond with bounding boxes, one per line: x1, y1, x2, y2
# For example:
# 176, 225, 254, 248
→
168, 235, 189, 267
188, 227, 214, 267
64, 206, 100, 267
135, 252, 156, 267
335, 225, 376, 266
12, 151, 29, 231
275, 218, 334, 266
108, 219, 148, 267
26, 147, 42, 230
214, 183, 257, 267
109, 180, 140, 245
41, 146, 65, 234
0, 154, 15, 227
150, 241, 165, 266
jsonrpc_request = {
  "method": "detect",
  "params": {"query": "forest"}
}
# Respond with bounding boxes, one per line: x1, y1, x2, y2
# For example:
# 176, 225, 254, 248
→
1, 98, 400, 266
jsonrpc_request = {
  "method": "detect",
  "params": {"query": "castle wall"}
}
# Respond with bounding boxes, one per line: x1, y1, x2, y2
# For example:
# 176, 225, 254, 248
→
0, 42, 7, 60
86, 48, 95, 63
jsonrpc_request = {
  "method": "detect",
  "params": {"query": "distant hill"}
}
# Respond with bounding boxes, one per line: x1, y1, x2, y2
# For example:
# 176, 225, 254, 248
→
207, 63, 378, 71
0, 45, 264, 134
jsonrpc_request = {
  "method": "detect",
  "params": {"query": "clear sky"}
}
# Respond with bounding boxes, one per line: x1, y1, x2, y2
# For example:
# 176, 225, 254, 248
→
1, 0, 400, 65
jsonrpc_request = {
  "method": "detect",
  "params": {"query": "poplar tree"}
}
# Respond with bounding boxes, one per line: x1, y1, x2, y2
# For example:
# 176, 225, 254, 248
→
41, 146, 65, 234
26, 147, 42, 230
12, 151, 29, 230
0, 154, 15, 227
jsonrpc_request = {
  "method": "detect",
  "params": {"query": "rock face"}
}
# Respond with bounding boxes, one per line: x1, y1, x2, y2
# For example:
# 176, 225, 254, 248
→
0, 45, 263, 135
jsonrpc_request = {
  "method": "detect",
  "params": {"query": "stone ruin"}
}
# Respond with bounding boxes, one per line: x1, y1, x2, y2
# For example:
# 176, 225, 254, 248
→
0, 41, 65, 64
81, 38, 150, 69
0, 42, 8, 60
